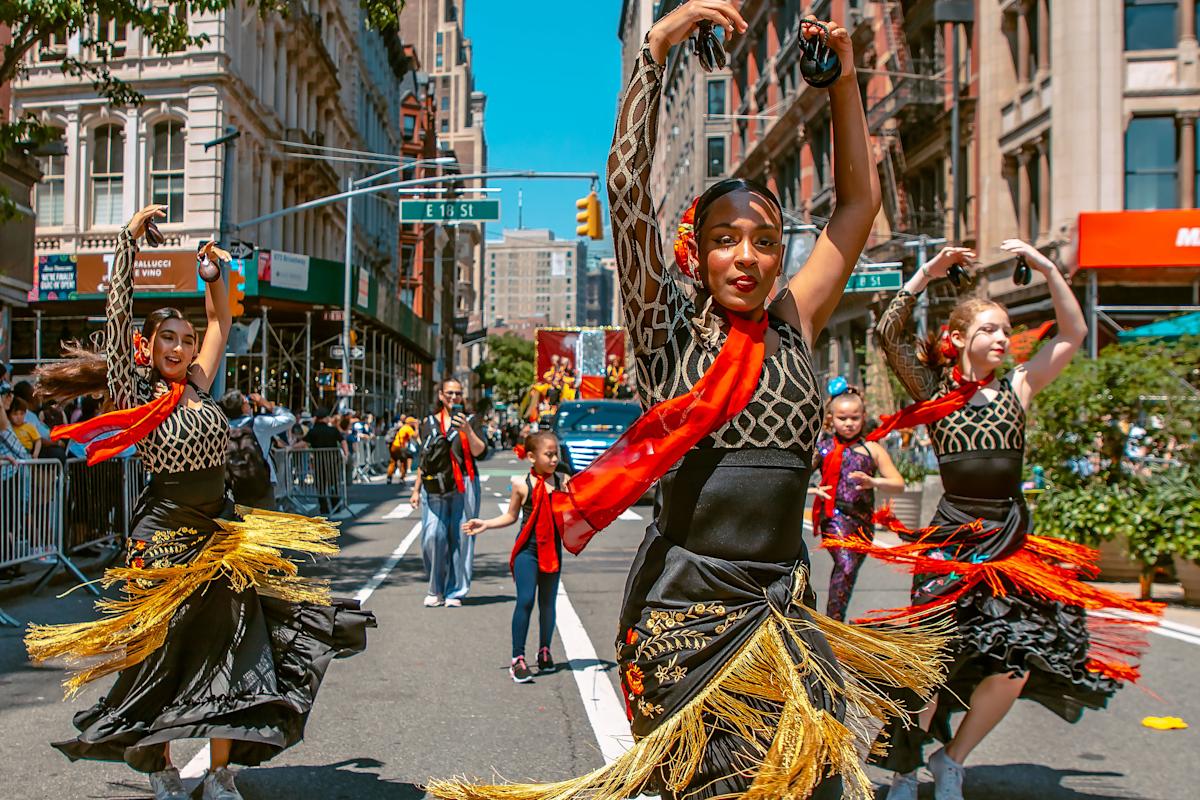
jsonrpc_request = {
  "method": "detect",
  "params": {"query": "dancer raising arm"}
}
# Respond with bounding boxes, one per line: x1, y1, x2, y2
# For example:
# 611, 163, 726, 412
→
847, 241, 1162, 800
26, 204, 374, 800
429, 5, 947, 800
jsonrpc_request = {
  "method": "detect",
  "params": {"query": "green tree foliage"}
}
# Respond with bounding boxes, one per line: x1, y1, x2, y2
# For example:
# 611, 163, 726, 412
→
1027, 337, 1199, 487
473, 334, 534, 404
0, 0, 403, 217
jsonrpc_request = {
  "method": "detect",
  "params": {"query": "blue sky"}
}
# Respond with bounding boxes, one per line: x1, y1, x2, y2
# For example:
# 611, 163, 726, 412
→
468, 2, 623, 241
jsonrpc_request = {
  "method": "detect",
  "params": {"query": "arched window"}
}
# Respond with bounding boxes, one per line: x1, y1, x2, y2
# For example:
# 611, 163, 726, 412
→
36, 128, 66, 226
151, 120, 185, 222
92, 124, 125, 226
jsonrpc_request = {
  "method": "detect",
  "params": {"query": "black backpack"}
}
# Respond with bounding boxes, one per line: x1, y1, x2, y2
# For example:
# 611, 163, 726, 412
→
227, 422, 272, 503
419, 416, 457, 494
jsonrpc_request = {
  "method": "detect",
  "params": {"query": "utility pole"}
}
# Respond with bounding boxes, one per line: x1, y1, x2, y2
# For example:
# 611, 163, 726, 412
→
341, 173, 354, 412
203, 126, 240, 399
903, 234, 946, 339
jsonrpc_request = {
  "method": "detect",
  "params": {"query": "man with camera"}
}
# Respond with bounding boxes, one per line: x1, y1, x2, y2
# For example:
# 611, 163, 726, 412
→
410, 378, 487, 608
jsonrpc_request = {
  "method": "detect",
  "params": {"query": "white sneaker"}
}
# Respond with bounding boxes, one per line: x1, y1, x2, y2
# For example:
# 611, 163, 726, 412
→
148, 767, 189, 800
423, 594, 443, 607
884, 769, 919, 800
444, 597, 462, 607
929, 747, 965, 800
202, 766, 244, 800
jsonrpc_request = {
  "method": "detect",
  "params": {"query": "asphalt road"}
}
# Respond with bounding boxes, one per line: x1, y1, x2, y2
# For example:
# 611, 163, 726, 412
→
1, 453, 1197, 799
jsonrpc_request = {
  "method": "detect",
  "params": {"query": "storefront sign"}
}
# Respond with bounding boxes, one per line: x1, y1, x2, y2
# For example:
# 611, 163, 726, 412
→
33, 251, 201, 299
356, 268, 371, 308
1078, 210, 1200, 269
269, 250, 310, 291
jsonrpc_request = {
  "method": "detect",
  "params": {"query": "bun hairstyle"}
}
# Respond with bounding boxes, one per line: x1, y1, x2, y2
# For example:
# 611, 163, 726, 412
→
35, 307, 191, 403
514, 429, 559, 460
919, 296, 1006, 371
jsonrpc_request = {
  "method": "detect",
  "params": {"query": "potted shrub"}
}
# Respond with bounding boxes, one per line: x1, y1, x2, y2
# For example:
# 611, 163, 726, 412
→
886, 449, 931, 531
1031, 482, 1143, 583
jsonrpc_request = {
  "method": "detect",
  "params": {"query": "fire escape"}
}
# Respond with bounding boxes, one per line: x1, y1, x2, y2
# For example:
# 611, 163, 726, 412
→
868, 1, 948, 259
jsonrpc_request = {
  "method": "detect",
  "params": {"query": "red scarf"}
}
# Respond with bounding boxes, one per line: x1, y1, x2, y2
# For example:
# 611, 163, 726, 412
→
437, 411, 476, 492
51, 381, 187, 466
510, 470, 560, 574
552, 311, 768, 555
812, 435, 860, 535
868, 366, 995, 443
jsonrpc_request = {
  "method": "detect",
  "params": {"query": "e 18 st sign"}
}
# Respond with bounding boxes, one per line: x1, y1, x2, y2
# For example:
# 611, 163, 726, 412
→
400, 200, 501, 223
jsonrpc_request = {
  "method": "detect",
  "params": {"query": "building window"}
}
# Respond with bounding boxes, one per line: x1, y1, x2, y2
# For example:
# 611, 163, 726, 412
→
150, 120, 185, 223
441, 118, 449, 133
707, 79, 726, 116
1124, 0, 1177, 51
37, 27, 68, 62
1124, 116, 1178, 209
707, 137, 726, 178
35, 129, 66, 226
92, 124, 125, 226
810, 118, 832, 189
403, 114, 416, 140
94, 13, 128, 57
436, 31, 444, 68
440, 96, 450, 112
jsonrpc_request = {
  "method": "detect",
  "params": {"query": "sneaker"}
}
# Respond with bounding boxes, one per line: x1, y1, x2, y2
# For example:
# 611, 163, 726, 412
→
510, 656, 534, 683
884, 770, 919, 800
444, 597, 462, 608
202, 766, 244, 800
537, 646, 556, 673
423, 594, 443, 607
148, 767, 189, 800
929, 747, 965, 800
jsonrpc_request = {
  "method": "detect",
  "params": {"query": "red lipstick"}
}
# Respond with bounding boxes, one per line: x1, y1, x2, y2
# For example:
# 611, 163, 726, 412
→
732, 276, 758, 294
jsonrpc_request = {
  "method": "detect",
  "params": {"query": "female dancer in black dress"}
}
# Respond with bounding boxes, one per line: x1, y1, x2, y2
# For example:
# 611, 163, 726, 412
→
26, 204, 374, 800
431, 5, 946, 799
850, 241, 1162, 800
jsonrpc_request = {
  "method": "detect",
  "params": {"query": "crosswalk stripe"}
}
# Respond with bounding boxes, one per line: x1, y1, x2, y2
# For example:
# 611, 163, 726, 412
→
384, 502, 414, 519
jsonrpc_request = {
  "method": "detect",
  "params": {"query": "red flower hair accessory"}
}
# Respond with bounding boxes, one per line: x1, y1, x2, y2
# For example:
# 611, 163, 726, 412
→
132, 330, 151, 367
513, 444, 528, 460
673, 197, 700, 279
937, 325, 959, 363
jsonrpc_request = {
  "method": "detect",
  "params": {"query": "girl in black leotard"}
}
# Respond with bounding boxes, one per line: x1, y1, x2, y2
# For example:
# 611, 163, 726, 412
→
429, 6, 947, 800
465, 431, 569, 684
860, 241, 1162, 800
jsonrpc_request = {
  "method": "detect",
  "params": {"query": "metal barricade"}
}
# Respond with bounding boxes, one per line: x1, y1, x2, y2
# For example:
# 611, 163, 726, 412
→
63, 458, 123, 554
0, 459, 97, 627
351, 437, 389, 483
273, 447, 352, 517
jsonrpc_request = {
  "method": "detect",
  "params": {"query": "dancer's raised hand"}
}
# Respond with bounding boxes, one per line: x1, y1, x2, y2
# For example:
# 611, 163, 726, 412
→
127, 204, 166, 241
647, 0, 747, 63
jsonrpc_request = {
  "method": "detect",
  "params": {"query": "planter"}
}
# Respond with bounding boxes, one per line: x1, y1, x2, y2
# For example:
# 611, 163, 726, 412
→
1095, 534, 1143, 582
1174, 557, 1200, 607
888, 487, 924, 531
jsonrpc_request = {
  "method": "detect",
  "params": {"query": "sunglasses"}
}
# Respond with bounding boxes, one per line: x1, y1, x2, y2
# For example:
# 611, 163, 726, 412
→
441, 390, 464, 397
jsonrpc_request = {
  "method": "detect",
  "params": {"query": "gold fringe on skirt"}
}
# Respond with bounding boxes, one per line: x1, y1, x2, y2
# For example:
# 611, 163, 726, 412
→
426, 601, 950, 800
24, 506, 339, 698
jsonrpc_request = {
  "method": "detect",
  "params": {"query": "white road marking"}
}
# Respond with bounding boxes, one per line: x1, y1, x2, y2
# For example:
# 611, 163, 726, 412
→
1097, 610, 1200, 648
497, 502, 507, 513
181, 517, 424, 780
480, 474, 491, 482
617, 509, 642, 521
554, 582, 637, 763
383, 502, 414, 519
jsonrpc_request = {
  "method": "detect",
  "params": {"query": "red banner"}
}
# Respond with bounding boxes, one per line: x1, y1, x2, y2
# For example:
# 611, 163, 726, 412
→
534, 328, 625, 377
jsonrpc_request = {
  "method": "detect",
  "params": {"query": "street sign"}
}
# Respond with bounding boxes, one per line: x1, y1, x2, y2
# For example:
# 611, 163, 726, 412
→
330, 345, 365, 360
336, 382, 356, 398
399, 199, 501, 223
845, 269, 903, 293
227, 240, 255, 260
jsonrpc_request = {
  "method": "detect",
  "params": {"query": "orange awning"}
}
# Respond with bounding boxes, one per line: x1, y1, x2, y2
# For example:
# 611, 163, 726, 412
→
1009, 320, 1055, 363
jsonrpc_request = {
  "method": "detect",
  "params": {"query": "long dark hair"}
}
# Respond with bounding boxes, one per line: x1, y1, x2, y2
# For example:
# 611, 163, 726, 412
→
35, 308, 191, 403
693, 177, 783, 234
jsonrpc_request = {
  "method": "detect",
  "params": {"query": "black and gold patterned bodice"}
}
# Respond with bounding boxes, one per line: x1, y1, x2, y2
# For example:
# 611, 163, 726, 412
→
105, 228, 228, 476
876, 290, 1026, 499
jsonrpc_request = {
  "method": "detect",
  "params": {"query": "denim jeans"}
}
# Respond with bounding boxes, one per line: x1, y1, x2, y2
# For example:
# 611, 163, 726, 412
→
420, 478, 479, 599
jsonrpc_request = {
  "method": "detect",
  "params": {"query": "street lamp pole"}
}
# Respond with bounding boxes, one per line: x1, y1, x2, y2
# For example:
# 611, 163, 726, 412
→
903, 234, 947, 339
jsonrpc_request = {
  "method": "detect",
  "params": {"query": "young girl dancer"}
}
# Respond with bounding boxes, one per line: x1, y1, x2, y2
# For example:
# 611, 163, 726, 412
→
429, 6, 946, 799
811, 381, 904, 621
464, 431, 567, 684
25, 204, 373, 800
844, 242, 1162, 800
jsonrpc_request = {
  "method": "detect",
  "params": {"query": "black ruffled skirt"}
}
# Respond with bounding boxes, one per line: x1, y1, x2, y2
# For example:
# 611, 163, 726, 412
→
30, 467, 374, 773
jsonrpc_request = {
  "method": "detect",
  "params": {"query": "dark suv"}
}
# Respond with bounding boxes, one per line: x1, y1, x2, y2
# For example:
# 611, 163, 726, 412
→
551, 400, 642, 475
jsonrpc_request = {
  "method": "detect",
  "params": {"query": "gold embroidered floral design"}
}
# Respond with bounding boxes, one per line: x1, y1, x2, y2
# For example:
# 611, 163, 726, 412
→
653, 655, 688, 684
635, 697, 664, 719
714, 607, 748, 634
625, 664, 645, 695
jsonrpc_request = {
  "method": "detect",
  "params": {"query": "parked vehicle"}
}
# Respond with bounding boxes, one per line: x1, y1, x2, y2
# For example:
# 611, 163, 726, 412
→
552, 400, 642, 474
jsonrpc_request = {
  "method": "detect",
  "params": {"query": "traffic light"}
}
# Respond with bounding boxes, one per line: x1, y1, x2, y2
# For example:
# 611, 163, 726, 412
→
576, 191, 602, 240
228, 269, 246, 317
